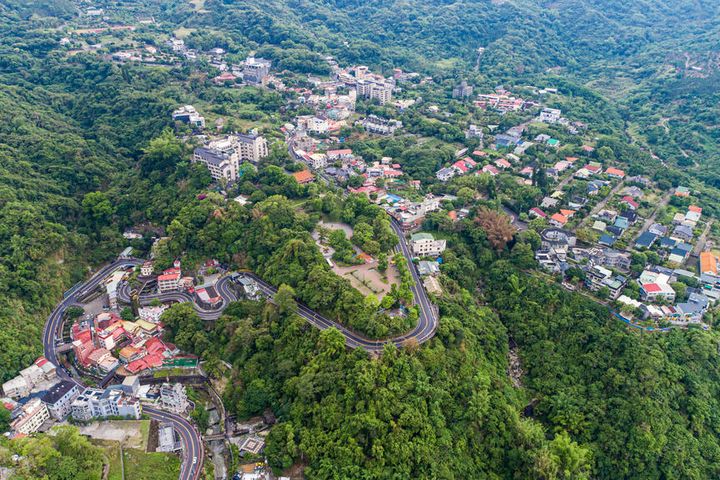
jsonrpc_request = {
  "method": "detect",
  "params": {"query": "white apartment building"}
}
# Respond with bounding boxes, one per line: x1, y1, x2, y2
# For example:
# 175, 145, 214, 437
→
11, 398, 50, 435
193, 146, 236, 181
539, 108, 562, 124
42, 381, 81, 420
157, 272, 180, 293
71, 388, 141, 421
297, 116, 329, 134
172, 105, 205, 128
141, 261, 154, 277
410, 233, 447, 257
159, 383, 189, 414
236, 133, 269, 162
3, 357, 57, 399
139, 305, 168, 324
3, 376, 30, 399
356, 79, 393, 105
193, 134, 268, 182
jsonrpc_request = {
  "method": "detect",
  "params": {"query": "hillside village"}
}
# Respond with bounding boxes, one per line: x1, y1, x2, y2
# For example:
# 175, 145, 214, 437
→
4, 2, 720, 480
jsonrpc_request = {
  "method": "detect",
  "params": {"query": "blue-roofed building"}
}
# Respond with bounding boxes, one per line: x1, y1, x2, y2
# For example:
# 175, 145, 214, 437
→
614, 217, 629, 230
669, 245, 692, 263
606, 225, 624, 237
599, 234, 617, 247
658, 237, 676, 249
676, 242, 693, 253
494, 133, 522, 148
635, 232, 658, 249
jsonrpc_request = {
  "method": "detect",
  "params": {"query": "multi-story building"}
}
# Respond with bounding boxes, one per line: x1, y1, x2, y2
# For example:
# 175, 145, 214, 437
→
42, 381, 81, 421
193, 134, 268, 182
2, 357, 57, 399
538, 108, 562, 124
10, 398, 50, 435
585, 265, 626, 299
640, 279, 676, 302
410, 233, 447, 257
159, 383, 189, 414
71, 388, 141, 421
243, 57, 271, 84
2, 376, 30, 399
296, 116, 329, 134
236, 133, 269, 162
172, 105, 205, 128
193, 146, 236, 181
360, 115, 402, 135
465, 124, 484, 141
452, 80, 473, 99
158, 268, 182, 293
356, 79, 393, 105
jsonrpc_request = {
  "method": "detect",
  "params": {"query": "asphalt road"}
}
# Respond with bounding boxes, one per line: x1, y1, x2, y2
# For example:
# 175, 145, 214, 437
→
42, 257, 204, 480
115, 220, 439, 353
230, 218, 438, 352
145, 406, 204, 480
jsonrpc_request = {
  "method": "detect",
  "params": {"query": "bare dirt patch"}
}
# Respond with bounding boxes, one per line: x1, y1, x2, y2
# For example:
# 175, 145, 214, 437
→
78, 420, 149, 449
333, 262, 399, 299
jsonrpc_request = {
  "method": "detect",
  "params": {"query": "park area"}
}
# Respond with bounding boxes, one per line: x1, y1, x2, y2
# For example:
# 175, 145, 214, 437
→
82, 420, 180, 480
314, 220, 399, 299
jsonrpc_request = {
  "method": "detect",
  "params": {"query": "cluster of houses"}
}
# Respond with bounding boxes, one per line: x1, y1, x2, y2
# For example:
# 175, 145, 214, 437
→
0, 357, 137, 437
617, 263, 718, 326
382, 194, 457, 231
475, 88, 536, 113
167, 38, 273, 86
633, 203, 703, 267
70, 308, 193, 376
2, 356, 192, 438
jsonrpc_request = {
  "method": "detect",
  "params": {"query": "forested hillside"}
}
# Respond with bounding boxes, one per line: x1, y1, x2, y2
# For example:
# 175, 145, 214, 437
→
197, 0, 719, 179
1, 0, 720, 478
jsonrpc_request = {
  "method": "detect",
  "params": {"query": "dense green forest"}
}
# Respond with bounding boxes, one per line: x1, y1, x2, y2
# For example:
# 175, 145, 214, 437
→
1, 0, 720, 478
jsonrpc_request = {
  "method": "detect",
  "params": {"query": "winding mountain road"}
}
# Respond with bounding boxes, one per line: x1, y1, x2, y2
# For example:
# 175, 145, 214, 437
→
42, 258, 204, 480
115, 219, 439, 353
42, 215, 439, 479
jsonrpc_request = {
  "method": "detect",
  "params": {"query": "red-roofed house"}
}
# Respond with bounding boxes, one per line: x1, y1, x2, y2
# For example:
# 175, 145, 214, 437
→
622, 196, 639, 210
519, 166, 533, 178
495, 158, 511, 169
213, 72, 237, 84
452, 160, 469, 173
689, 205, 702, 213
144, 337, 169, 357
640, 282, 675, 301
560, 209, 576, 218
529, 207, 547, 219
605, 167, 625, 179
72, 339, 95, 368
481, 165, 499, 176
582, 145, 595, 153
585, 164, 601, 173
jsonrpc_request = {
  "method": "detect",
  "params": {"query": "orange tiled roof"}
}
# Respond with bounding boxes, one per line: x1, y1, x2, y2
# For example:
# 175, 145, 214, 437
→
292, 170, 314, 183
